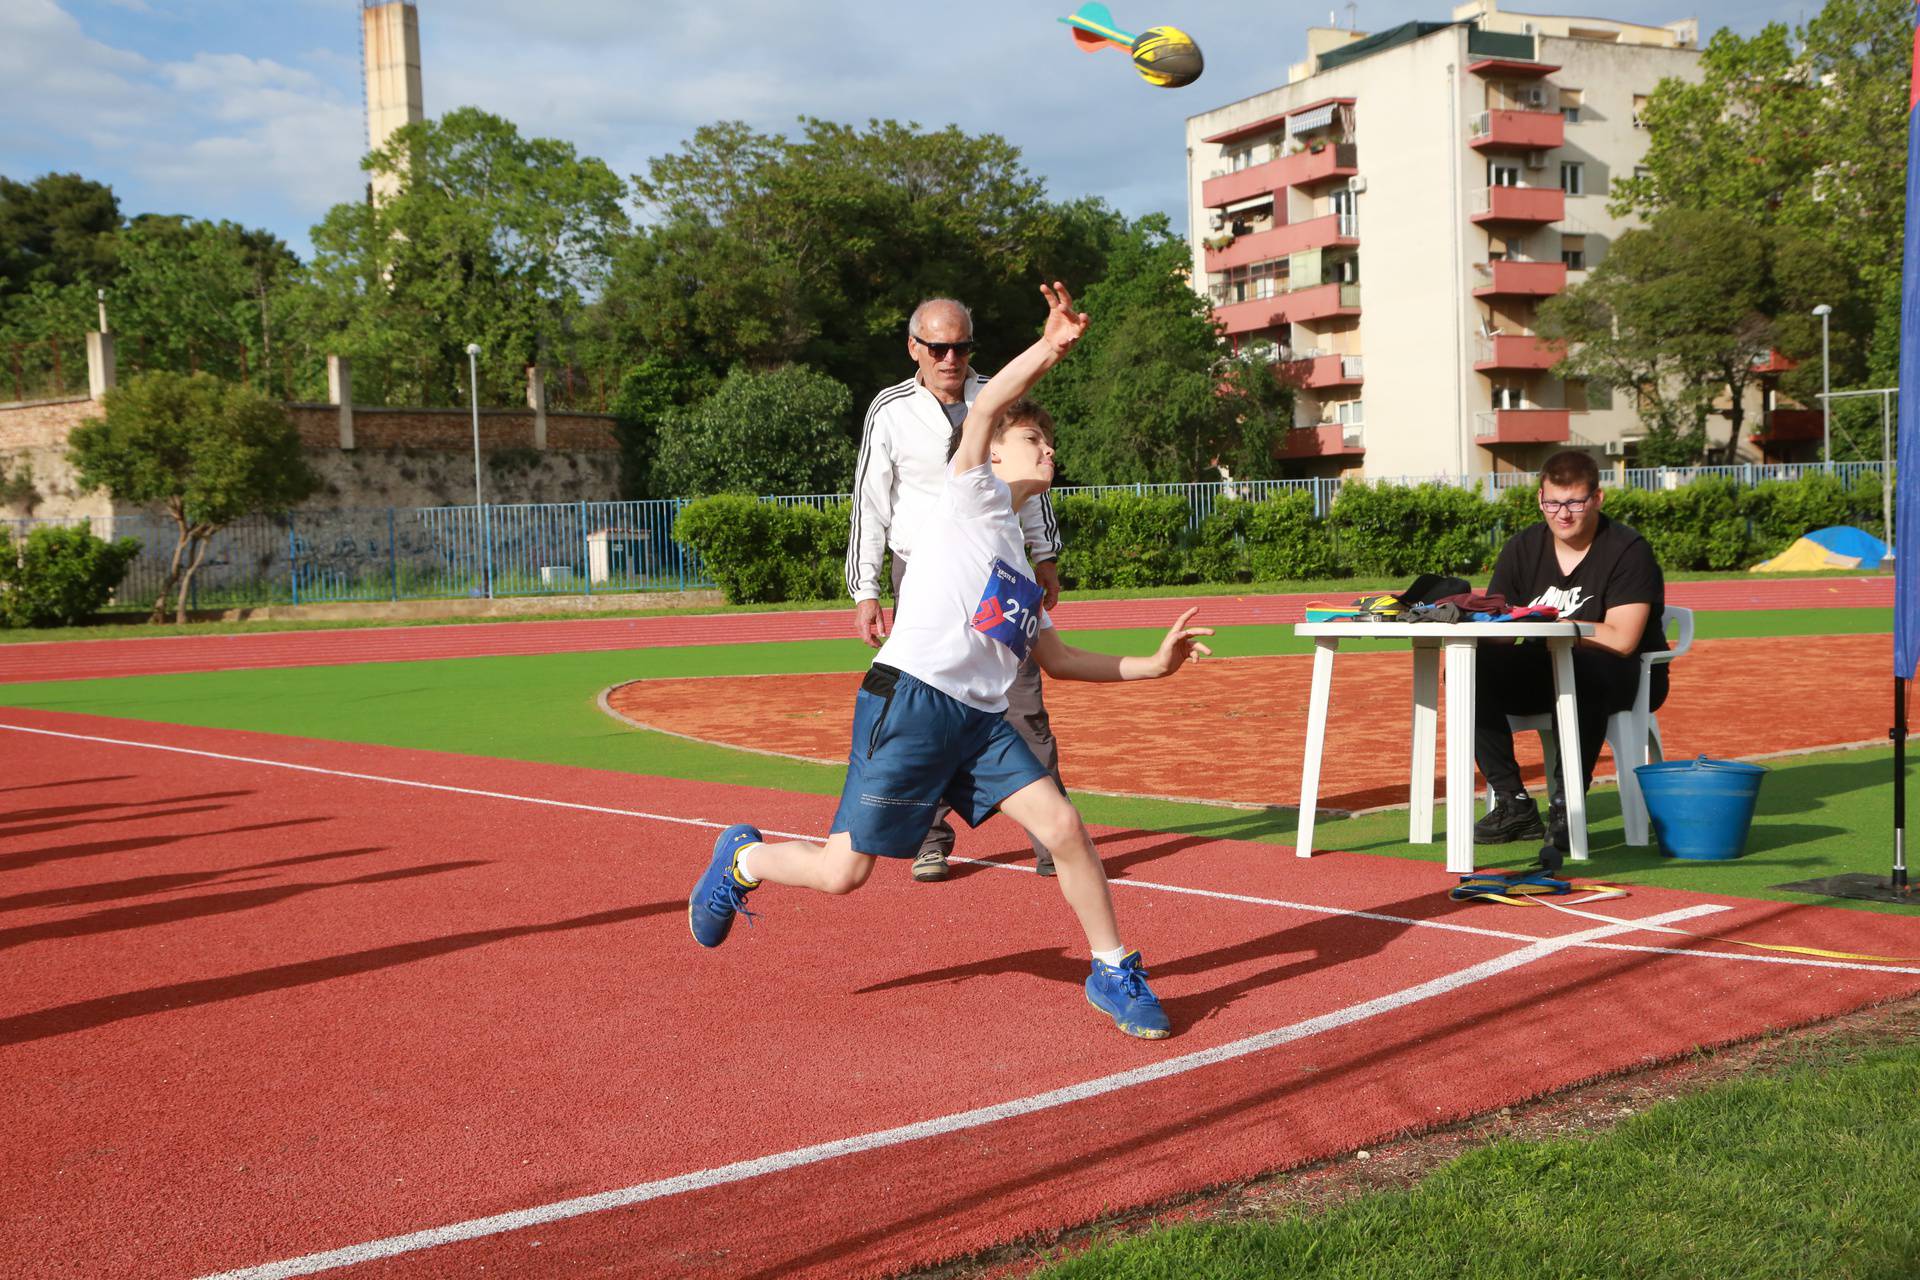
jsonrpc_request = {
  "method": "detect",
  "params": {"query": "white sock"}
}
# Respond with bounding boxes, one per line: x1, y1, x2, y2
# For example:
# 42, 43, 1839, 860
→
733, 843, 762, 886
1092, 944, 1129, 967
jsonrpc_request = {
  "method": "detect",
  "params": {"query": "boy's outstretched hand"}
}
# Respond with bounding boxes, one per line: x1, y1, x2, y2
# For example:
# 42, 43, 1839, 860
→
1151, 607, 1214, 677
1039, 281, 1089, 356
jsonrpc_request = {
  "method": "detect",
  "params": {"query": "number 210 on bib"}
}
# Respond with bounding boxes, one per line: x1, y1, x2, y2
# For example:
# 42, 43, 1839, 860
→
970, 558, 1044, 660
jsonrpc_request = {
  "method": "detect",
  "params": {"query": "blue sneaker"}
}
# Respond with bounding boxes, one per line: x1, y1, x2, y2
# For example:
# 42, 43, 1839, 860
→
1086, 950, 1171, 1039
689, 824, 762, 948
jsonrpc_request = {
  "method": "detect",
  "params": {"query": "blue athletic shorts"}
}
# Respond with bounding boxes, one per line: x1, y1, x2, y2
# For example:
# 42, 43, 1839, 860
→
830, 664, 1055, 859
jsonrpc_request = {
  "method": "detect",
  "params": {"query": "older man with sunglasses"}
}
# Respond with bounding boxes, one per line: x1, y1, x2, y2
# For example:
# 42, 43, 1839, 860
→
846, 297, 1065, 881
1474, 449, 1670, 852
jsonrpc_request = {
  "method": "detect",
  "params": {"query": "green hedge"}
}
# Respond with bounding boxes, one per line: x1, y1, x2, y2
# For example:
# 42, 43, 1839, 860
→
672, 496, 849, 604
0, 524, 142, 627
674, 473, 1891, 603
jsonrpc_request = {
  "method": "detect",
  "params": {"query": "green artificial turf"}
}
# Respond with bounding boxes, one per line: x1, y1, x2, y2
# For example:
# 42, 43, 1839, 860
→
0, 604, 1907, 912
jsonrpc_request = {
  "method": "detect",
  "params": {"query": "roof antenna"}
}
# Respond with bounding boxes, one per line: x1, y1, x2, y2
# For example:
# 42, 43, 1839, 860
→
1346, 0, 1359, 28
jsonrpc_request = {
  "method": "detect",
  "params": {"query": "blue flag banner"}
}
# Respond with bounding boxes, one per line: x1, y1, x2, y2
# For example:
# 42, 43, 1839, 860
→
1898, 8, 1920, 679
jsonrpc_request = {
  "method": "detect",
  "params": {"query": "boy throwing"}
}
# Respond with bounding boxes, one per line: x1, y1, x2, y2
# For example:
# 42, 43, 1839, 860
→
687, 282, 1211, 1039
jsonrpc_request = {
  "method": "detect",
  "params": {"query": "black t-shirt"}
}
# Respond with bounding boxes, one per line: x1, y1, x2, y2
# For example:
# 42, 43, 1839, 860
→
1488, 515, 1668, 656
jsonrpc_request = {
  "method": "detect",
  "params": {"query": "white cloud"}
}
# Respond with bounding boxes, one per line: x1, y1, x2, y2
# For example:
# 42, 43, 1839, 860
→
0, 2, 362, 243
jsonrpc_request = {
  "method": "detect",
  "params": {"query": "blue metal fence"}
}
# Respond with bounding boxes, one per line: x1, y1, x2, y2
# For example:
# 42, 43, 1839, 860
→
9, 461, 1890, 611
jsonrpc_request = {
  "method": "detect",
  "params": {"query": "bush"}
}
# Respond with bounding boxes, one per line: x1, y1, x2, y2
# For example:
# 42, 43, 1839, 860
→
673, 495, 848, 604
1053, 492, 1188, 588
1740, 472, 1876, 560
653, 365, 855, 499
1244, 489, 1341, 581
1328, 482, 1498, 577
1186, 499, 1252, 584
1606, 479, 1752, 570
0, 524, 142, 627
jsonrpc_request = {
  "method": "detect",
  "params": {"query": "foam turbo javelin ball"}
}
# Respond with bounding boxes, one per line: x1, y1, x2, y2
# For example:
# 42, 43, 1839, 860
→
1130, 26, 1203, 88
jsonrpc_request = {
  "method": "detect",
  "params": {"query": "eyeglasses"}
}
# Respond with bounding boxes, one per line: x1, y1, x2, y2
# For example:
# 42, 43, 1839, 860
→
1539, 494, 1595, 515
912, 336, 974, 360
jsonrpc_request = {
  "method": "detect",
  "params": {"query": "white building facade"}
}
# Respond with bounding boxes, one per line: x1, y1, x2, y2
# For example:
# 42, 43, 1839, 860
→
1185, 0, 1717, 478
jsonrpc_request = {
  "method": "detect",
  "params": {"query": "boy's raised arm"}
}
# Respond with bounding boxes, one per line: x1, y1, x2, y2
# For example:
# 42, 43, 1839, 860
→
949, 282, 1089, 473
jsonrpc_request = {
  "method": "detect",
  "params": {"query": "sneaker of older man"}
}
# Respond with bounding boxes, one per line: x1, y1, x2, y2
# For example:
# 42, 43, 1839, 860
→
911, 848, 951, 882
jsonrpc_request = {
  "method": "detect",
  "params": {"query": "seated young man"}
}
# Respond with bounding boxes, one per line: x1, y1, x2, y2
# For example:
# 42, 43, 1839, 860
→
1475, 449, 1669, 850
686, 282, 1213, 1040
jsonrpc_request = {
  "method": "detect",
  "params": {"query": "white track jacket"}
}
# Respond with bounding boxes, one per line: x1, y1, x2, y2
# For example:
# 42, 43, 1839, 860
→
845, 372, 1062, 603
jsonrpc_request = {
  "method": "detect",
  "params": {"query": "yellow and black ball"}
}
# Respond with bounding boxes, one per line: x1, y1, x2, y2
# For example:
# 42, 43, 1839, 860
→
1130, 26, 1203, 88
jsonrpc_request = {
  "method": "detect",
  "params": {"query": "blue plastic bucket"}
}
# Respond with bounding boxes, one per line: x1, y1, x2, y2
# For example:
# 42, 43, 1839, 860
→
1634, 756, 1768, 861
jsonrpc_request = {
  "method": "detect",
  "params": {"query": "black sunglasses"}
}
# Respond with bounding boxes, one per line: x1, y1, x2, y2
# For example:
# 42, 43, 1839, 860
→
913, 336, 975, 359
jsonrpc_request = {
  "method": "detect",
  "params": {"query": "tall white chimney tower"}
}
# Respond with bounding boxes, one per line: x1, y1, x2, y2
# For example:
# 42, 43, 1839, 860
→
361, 1, 424, 203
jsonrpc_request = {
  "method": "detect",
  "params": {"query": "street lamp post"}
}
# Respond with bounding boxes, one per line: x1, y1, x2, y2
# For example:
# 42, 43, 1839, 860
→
465, 343, 484, 507
1812, 304, 1832, 470
465, 343, 492, 598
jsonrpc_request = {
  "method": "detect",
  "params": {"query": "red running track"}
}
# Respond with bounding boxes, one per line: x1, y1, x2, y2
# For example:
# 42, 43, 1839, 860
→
3, 708, 1918, 1280
0, 576, 1892, 685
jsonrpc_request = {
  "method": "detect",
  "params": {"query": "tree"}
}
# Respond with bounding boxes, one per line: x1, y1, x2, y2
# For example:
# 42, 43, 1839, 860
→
652, 365, 855, 497
69, 371, 319, 622
1538, 210, 1846, 463
1610, 0, 1909, 446
304, 108, 629, 407
599, 118, 1126, 421
607, 355, 719, 499
0, 172, 120, 300
1036, 215, 1290, 484
109, 216, 304, 389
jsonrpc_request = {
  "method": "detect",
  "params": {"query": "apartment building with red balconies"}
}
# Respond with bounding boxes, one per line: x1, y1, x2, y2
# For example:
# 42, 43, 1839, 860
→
1184, 0, 1706, 478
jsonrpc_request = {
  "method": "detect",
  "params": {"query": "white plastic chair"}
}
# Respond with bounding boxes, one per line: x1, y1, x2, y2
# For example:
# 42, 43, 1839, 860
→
1489, 606, 1694, 846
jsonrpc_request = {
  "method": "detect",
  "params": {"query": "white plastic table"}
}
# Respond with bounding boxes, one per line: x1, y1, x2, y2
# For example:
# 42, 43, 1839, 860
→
1293, 620, 1596, 873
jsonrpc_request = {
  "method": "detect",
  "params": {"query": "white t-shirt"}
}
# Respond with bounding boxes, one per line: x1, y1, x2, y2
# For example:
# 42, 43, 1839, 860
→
873, 462, 1055, 713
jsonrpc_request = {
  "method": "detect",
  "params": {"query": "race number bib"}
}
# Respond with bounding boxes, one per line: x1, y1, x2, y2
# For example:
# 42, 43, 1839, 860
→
970, 558, 1045, 660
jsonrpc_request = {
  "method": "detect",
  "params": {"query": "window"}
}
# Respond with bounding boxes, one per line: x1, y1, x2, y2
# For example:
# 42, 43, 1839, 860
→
1487, 233, 1514, 263
1228, 147, 1251, 172
1632, 94, 1649, 128
1492, 383, 1525, 410
1566, 378, 1591, 413
1489, 162, 1521, 188
1559, 162, 1584, 196
1560, 88, 1583, 124
1560, 234, 1586, 270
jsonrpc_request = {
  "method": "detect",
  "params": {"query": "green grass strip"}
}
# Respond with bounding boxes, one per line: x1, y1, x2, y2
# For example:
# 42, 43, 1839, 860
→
1034, 1040, 1920, 1280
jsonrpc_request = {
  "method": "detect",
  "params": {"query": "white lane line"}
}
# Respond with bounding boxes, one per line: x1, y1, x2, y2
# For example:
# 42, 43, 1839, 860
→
9, 721, 1914, 976
195, 903, 1724, 1280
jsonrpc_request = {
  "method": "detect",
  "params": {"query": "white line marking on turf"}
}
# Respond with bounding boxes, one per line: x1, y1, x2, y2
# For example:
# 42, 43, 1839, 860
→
9, 721, 1915, 976
195, 903, 1722, 1280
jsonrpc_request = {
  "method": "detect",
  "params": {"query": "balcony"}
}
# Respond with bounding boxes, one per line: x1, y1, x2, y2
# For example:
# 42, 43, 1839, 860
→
1472, 259, 1567, 297
1279, 422, 1365, 459
1202, 143, 1357, 208
1755, 408, 1824, 443
1475, 408, 1571, 444
1470, 186, 1565, 225
1204, 213, 1359, 271
1469, 109, 1565, 152
1283, 352, 1365, 389
1212, 282, 1361, 336
1473, 335, 1563, 371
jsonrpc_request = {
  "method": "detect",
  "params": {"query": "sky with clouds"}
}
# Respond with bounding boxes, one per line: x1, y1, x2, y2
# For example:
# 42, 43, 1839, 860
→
3, 0, 1815, 261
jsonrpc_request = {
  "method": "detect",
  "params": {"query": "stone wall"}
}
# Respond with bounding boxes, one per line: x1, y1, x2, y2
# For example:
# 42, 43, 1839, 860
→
0, 397, 115, 519
308, 447, 621, 510
285, 405, 619, 452
0, 396, 623, 521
